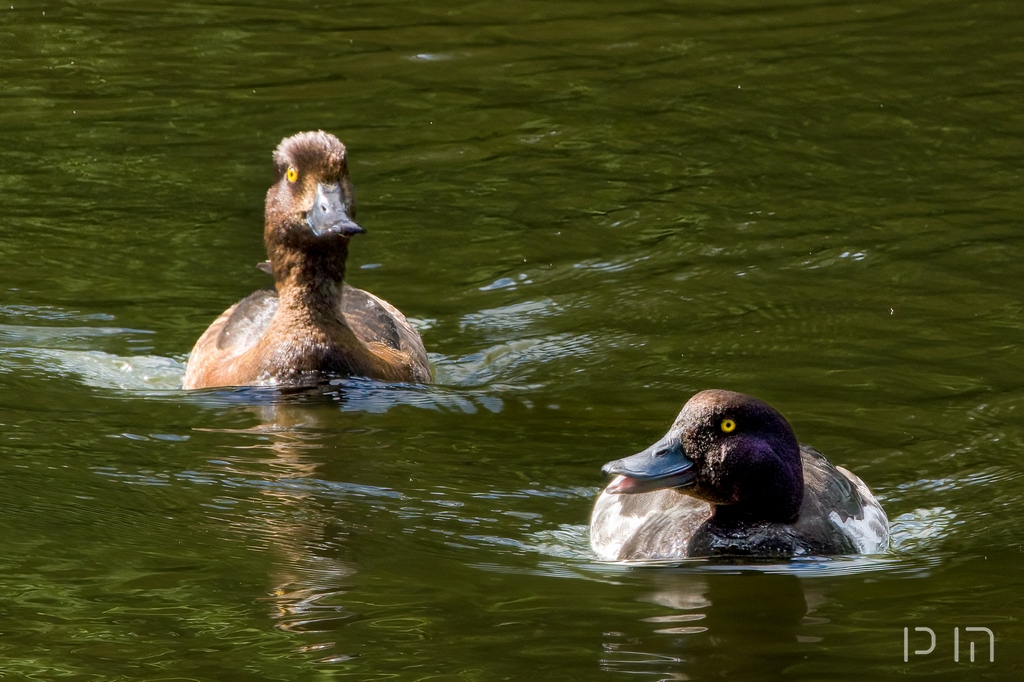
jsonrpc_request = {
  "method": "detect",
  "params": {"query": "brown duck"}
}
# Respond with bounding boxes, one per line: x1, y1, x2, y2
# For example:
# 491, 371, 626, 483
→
182, 131, 431, 389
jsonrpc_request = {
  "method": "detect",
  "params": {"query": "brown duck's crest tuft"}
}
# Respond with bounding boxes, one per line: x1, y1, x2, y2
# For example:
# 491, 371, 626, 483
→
273, 130, 348, 180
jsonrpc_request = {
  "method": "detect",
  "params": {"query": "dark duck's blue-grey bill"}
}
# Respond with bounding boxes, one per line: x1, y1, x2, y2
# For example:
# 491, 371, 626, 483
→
307, 182, 364, 237
602, 436, 697, 495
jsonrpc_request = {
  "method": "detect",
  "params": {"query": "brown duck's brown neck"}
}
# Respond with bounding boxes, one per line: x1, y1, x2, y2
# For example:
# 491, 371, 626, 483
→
270, 243, 350, 320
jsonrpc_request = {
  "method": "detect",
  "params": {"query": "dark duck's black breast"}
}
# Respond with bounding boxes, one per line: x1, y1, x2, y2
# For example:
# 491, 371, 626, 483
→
590, 390, 889, 561
183, 131, 430, 389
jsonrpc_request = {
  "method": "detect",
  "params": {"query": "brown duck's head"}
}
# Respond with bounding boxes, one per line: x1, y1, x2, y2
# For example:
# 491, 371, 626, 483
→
264, 131, 365, 283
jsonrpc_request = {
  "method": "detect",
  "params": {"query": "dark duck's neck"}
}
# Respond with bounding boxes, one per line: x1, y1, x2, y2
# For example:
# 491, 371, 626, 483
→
708, 443, 804, 527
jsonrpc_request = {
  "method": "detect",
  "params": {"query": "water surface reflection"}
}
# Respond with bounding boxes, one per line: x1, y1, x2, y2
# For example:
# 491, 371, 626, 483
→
206, 405, 363, 662
602, 572, 814, 680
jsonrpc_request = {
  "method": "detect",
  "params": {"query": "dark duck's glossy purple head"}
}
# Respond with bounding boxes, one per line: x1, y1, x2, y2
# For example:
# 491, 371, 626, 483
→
602, 389, 804, 524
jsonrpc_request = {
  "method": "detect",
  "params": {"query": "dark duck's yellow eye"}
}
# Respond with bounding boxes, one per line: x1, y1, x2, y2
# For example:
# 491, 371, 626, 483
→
286, 167, 298, 183
721, 418, 736, 433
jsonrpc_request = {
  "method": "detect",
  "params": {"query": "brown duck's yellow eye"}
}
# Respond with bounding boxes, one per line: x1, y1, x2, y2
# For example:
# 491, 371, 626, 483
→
286, 167, 298, 183
721, 419, 736, 433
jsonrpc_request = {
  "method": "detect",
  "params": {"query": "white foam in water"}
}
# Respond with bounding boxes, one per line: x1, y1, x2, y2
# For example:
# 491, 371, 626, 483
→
431, 333, 592, 388
0, 300, 584, 411
888, 506, 957, 552
0, 307, 185, 391
32, 349, 186, 391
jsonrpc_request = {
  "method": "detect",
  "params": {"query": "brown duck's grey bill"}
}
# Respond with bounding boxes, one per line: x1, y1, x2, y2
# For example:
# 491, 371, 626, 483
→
307, 182, 365, 237
602, 439, 696, 495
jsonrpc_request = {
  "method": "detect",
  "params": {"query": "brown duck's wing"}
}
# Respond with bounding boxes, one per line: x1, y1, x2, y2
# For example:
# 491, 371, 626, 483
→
182, 288, 279, 389
341, 284, 431, 381
215, 288, 279, 353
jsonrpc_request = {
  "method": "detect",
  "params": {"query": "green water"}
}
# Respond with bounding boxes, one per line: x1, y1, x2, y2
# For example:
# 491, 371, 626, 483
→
2, 0, 1023, 679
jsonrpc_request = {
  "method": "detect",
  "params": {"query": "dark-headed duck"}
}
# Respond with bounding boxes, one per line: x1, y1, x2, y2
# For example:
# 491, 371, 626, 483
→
182, 131, 431, 389
590, 390, 889, 560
